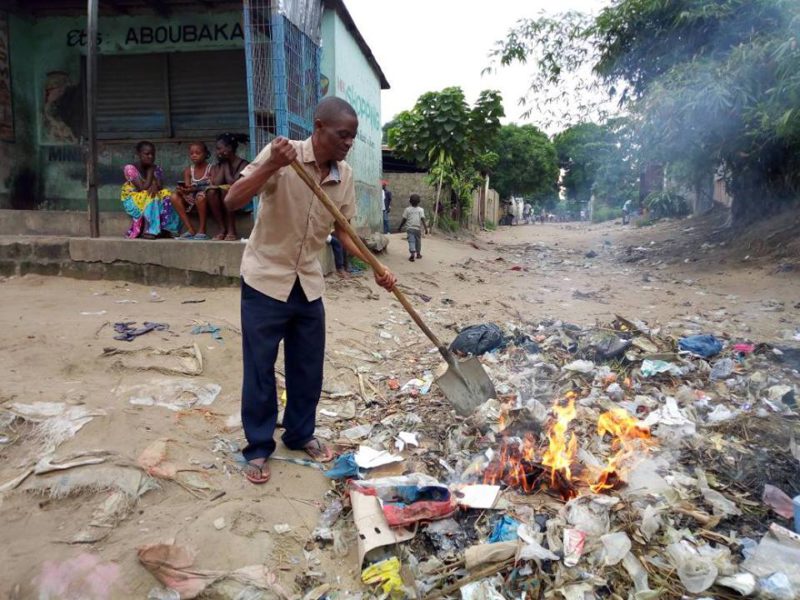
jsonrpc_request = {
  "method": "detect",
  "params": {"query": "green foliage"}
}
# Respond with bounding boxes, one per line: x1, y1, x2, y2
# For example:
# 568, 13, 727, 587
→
484, 220, 497, 230
490, 0, 800, 222
387, 87, 503, 169
436, 213, 460, 233
349, 257, 368, 271
644, 190, 690, 219
381, 117, 399, 144
387, 87, 505, 227
491, 124, 559, 201
591, 204, 622, 223
553, 120, 639, 207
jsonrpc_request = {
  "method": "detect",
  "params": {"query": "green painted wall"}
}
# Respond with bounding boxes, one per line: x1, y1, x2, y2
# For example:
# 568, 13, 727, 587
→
1, 9, 248, 211
320, 9, 382, 233
0, 14, 37, 209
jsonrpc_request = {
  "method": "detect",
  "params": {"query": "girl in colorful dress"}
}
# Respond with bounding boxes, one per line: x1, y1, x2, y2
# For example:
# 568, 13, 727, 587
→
207, 132, 249, 241
121, 141, 179, 239
171, 141, 220, 240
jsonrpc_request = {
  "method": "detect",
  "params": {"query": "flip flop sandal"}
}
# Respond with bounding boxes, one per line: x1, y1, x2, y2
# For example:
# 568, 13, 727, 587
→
212, 233, 226, 241
224, 234, 238, 242
179, 232, 195, 240
303, 438, 334, 463
193, 233, 209, 240
243, 460, 270, 484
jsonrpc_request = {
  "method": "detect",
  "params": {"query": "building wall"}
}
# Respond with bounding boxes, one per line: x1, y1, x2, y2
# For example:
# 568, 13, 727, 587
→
382, 172, 437, 231
0, 9, 248, 210
320, 9, 382, 234
1, 13, 37, 209
384, 172, 500, 231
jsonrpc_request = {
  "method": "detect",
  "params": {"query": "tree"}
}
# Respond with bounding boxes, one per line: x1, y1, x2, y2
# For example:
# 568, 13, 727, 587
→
490, 0, 800, 223
553, 120, 638, 208
491, 124, 559, 202
381, 117, 399, 145
387, 87, 504, 226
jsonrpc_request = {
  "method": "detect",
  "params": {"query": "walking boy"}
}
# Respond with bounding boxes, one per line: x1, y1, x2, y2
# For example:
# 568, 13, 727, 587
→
223, 97, 396, 484
398, 194, 428, 262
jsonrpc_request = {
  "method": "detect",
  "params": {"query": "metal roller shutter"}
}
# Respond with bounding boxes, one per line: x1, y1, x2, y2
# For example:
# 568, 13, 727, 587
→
96, 53, 168, 139
168, 49, 248, 137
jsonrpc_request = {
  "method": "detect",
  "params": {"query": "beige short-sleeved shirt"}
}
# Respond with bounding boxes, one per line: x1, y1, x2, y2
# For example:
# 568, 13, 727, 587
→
239, 137, 355, 302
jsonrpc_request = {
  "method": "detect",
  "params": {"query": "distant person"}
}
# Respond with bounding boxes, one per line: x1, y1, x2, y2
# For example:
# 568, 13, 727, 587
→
328, 231, 348, 278
382, 180, 392, 233
120, 141, 179, 239
207, 133, 250, 241
523, 203, 532, 224
171, 142, 218, 240
398, 193, 428, 262
622, 199, 633, 225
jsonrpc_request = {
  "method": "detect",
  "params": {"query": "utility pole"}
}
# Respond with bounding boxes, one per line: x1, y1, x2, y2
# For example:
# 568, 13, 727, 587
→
86, 0, 99, 237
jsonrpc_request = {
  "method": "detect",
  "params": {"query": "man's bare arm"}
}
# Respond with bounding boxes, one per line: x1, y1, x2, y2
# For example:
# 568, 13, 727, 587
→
224, 137, 297, 211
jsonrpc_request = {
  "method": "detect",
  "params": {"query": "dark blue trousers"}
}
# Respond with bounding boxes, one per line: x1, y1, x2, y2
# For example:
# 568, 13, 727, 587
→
240, 278, 325, 461
330, 234, 346, 270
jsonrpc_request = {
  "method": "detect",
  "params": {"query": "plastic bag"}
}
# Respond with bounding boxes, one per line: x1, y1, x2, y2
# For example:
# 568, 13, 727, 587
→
361, 557, 405, 599
678, 334, 723, 358
450, 324, 505, 356
488, 515, 520, 543
600, 531, 632, 566
667, 541, 718, 593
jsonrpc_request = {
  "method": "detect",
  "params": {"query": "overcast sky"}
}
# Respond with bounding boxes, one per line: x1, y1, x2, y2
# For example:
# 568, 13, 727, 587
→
345, 0, 607, 129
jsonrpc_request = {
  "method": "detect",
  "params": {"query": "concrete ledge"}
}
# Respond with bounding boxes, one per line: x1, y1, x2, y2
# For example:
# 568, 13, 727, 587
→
69, 237, 245, 278
0, 234, 335, 287
0, 209, 255, 238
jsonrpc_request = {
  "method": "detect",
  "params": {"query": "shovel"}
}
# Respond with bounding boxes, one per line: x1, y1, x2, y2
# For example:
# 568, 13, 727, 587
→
291, 160, 495, 416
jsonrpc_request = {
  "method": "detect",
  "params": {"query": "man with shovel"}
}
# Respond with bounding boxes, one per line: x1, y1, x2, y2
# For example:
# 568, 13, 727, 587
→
224, 97, 397, 484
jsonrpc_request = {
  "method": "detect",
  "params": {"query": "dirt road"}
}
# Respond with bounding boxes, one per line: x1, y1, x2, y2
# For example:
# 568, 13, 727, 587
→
0, 215, 797, 597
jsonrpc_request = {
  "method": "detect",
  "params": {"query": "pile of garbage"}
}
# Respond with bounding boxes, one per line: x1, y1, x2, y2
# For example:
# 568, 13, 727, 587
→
308, 317, 800, 599
2, 308, 799, 599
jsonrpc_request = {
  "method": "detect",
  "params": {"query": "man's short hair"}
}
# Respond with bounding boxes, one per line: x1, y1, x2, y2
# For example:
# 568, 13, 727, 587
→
410, 194, 421, 206
314, 97, 357, 123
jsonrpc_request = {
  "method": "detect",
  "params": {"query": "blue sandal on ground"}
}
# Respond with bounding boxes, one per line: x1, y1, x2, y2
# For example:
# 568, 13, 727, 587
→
179, 231, 194, 240
193, 233, 209, 240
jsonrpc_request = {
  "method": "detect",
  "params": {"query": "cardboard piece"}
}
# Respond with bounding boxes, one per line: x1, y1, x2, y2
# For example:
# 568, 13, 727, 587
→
350, 489, 416, 567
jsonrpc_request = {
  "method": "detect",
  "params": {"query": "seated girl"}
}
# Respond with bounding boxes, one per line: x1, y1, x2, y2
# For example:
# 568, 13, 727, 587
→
207, 132, 250, 241
121, 141, 179, 239
171, 141, 223, 240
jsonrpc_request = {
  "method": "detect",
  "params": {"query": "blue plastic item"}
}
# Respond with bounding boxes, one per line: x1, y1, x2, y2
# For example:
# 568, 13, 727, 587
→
678, 334, 723, 358
488, 515, 520, 543
324, 452, 360, 479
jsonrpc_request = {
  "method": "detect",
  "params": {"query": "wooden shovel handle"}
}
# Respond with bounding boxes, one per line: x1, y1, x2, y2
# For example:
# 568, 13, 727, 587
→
290, 160, 450, 357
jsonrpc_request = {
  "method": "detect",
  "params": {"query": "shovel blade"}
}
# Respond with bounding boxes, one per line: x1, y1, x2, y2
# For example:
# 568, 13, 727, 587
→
436, 356, 496, 417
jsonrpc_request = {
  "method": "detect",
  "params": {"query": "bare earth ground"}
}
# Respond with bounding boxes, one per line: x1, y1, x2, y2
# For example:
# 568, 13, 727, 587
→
0, 209, 798, 598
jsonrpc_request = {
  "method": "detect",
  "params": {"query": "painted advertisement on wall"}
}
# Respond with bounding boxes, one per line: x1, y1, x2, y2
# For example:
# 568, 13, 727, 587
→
0, 11, 14, 142
35, 11, 246, 144
320, 10, 382, 232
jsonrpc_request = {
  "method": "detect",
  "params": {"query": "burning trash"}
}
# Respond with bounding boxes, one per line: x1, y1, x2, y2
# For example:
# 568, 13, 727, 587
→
330, 315, 800, 599
483, 394, 653, 501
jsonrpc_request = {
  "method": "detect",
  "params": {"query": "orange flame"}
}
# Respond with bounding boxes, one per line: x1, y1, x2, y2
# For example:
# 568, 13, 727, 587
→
541, 393, 578, 492
589, 408, 651, 493
481, 396, 655, 500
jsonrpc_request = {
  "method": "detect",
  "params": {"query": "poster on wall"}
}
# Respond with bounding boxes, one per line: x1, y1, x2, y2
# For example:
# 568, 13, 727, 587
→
0, 11, 13, 142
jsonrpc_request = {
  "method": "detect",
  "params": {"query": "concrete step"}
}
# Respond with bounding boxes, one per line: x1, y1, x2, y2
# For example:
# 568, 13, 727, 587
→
1, 235, 335, 287
0, 209, 255, 238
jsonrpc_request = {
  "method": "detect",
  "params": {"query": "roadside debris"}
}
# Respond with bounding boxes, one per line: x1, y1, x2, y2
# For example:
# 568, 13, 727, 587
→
4, 303, 800, 598
306, 313, 800, 598
119, 378, 221, 411
113, 321, 169, 342
101, 344, 204, 376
